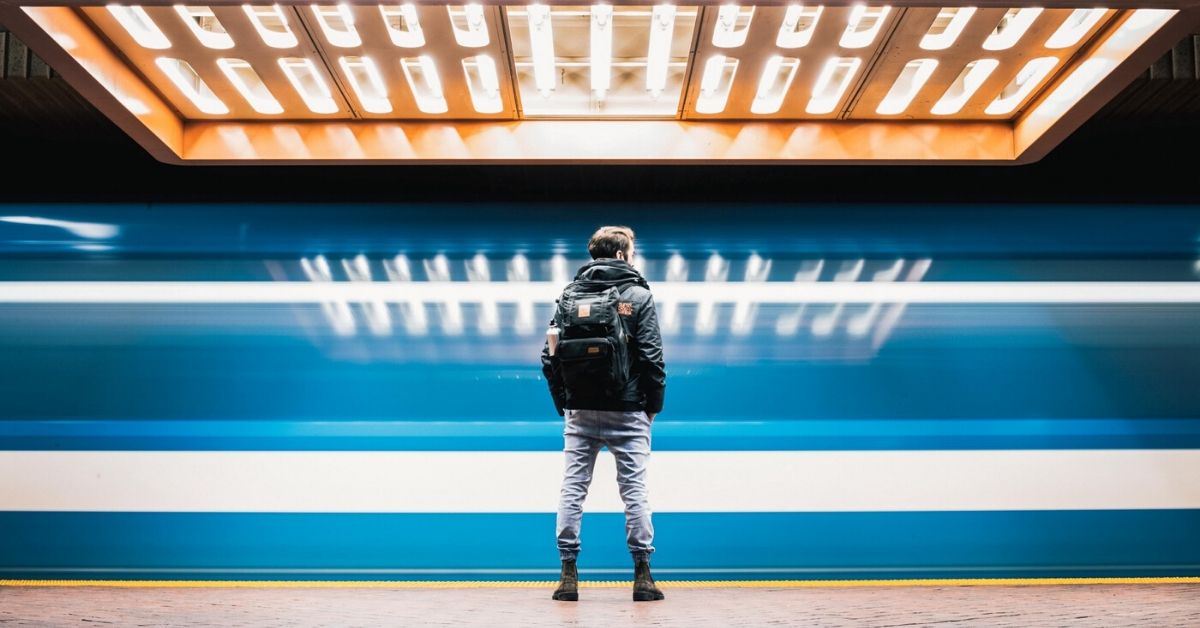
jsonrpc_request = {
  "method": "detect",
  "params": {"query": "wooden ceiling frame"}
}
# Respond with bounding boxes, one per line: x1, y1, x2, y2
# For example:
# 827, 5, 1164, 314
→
1, 1, 1197, 164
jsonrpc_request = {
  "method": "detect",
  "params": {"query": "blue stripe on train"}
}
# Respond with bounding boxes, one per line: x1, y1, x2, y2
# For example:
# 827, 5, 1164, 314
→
2, 511, 1198, 580
3, 418, 1199, 451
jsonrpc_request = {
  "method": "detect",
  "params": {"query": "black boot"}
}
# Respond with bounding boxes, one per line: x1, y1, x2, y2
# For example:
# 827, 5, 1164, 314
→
551, 559, 579, 601
632, 557, 665, 602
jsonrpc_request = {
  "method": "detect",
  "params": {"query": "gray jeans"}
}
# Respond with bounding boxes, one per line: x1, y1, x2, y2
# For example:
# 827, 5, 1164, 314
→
556, 408, 655, 562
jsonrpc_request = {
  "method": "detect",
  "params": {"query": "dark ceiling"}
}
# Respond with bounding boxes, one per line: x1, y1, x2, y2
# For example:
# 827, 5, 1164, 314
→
2, 26, 1200, 205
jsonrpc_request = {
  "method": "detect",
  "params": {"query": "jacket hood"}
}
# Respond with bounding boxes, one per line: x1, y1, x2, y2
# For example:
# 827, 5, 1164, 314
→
574, 258, 649, 289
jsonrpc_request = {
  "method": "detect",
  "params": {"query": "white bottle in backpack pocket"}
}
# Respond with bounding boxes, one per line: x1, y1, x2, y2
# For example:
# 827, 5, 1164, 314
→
546, 321, 560, 356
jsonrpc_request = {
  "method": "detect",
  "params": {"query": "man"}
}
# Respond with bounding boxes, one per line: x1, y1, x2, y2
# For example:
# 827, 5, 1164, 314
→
540, 225, 667, 603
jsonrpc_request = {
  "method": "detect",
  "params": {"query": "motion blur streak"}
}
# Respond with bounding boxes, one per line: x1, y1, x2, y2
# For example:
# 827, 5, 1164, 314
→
1, 203, 1198, 580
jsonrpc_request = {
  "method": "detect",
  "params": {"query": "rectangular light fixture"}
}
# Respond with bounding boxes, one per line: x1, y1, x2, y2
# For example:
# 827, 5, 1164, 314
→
807, 56, 860, 115
877, 58, 937, 115
840, 5, 890, 49
646, 4, 677, 98
106, 4, 170, 49
340, 56, 392, 114
174, 6, 233, 50
279, 57, 338, 114
448, 4, 489, 48
401, 55, 449, 114
1, 2, 1192, 164
509, 5, 696, 116
463, 54, 503, 113
590, 4, 613, 97
983, 7, 1041, 51
697, 54, 739, 114
919, 7, 974, 51
244, 5, 298, 49
311, 4, 362, 48
216, 58, 283, 115
526, 4, 556, 97
986, 56, 1058, 115
155, 57, 227, 114
1046, 8, 1109, 49
713, 4, 754, 48
777, 5, 822, 48
751, 55, 799, 115
379, 5, 425, 48
931, 59, 1000, 116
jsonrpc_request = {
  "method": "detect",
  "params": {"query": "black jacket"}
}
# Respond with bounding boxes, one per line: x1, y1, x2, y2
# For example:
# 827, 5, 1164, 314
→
540, 258, 666, 416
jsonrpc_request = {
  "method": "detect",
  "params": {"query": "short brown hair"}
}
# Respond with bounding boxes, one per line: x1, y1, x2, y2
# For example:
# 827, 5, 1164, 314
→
587, 226, 635, 260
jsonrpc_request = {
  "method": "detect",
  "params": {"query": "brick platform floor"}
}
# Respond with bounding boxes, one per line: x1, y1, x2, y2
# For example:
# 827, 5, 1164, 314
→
2, 583, 1199, 627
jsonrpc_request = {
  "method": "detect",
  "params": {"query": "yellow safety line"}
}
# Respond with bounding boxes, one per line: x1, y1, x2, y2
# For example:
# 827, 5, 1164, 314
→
2, 577, 1199, 588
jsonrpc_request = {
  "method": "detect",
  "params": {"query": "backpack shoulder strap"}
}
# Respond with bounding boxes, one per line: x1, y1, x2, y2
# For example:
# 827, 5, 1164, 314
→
613, 280, 641, 297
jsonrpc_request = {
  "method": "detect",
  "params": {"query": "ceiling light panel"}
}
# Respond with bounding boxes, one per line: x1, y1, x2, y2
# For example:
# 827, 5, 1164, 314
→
106, 5, 171, 49
84, 5, 349, 118
302, 4, 514, 117
7, 2, 1188, 164
507, 5, 699, 117
77, 4, 1129, 122
685, 6, 896, 119
848, 7, 1117, 119
683, 5, 1117, 121
174, 6, 233, 50
82, 4, 516, 119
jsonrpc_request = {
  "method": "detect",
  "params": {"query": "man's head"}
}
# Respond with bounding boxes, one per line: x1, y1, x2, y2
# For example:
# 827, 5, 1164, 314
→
588, 226, 636, 263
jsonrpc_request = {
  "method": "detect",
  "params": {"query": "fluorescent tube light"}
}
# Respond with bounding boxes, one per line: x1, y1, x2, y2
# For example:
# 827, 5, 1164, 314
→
1046, 8, 1107, 49
155, 57, 228, 114
930, 58, 998, 115
311, 4, 361, 48
876, 58, 937, 115
646, 4, 677, 98
591, 4, 613, 96
217, 58, 283, 114
448, 4, 489, 48
807, 57, 860, 115
175, 6, 233, 50
985, 56, 1057, 115
527, 4, 556, 97
919, 7, 975, 51
777, 5, 822, 48
279, 57, 338, 114
751, 55, 799, 115
697, 54, 739, 114
713, 4, 754, 49
243, 5, 298, 49
982, 7, 1041, 50
463, 55, 503, 114
339, 56, 391, 114
107, 5, 171, 49
379, 5, 425, 48
840, 5, 890, 49
401, 55, 448, 114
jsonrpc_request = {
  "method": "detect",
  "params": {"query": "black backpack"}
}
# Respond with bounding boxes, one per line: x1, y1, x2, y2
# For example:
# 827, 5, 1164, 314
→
552, 280, 635, 399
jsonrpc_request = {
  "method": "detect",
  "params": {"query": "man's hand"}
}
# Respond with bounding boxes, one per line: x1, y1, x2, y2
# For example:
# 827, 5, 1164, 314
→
647, 413, 657, 423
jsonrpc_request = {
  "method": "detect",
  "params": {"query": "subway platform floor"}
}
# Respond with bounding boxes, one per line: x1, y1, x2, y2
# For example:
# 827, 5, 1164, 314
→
2, 580, 1199, 627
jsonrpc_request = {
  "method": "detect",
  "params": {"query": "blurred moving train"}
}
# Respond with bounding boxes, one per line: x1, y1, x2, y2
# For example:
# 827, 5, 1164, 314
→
1, 203, 1198, 580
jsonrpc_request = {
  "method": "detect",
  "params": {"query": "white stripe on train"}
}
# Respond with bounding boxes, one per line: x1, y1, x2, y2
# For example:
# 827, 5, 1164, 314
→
2, 449, 1198, 512
2, 281, 1200, 303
